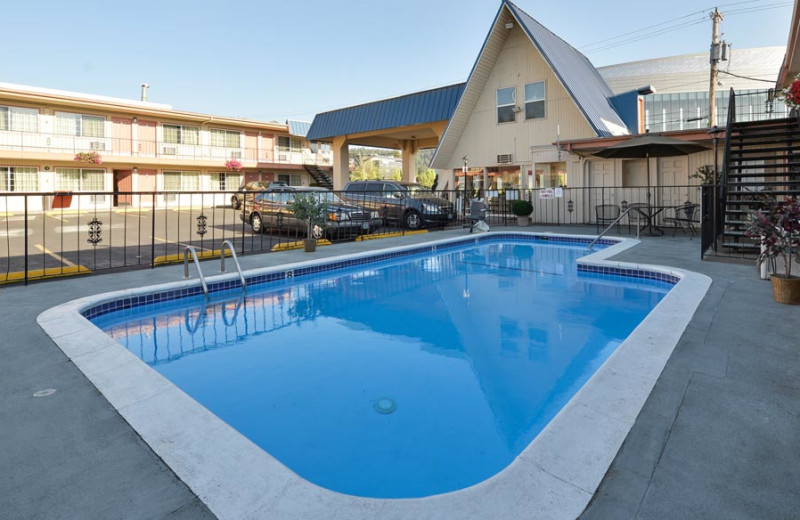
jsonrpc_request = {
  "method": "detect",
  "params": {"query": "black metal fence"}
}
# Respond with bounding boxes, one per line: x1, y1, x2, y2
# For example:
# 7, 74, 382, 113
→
0, 185, 702, 285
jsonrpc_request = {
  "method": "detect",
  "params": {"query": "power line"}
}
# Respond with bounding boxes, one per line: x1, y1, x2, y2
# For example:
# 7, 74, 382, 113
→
719, 70, 780, 83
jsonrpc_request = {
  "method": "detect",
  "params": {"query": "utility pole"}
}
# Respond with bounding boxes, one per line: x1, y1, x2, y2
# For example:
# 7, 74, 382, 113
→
709, 8, 724, 127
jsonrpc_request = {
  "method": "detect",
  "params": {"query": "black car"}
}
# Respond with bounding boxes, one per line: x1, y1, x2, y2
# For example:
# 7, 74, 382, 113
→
341, 180, 455, 230
230, 181, 268, 210
240, 186, 383, 237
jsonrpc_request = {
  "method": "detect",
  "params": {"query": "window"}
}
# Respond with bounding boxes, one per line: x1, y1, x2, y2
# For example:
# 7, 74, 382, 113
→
163, 171, 200, 191
55, 112, 105, 137
497, 87, 516, 124
277, 173, 302, 186
0, 106, 38, 132
0, 167, 38, 191
277, 136, 302, 152
210, 172, 242, 190
55, 168, 105, 191
210, 129, 241, 148
163, 124, 199, 145
525, 81, 546, 120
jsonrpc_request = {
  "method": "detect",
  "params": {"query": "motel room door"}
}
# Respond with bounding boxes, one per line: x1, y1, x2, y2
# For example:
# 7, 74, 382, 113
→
589, 160, 616, 213
112, 118, 132, 155
138, 120, 156, 156
113, 170, 133, 206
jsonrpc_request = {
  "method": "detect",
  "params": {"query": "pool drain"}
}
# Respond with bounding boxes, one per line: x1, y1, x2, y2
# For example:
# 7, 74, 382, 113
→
374, 397, 397, 415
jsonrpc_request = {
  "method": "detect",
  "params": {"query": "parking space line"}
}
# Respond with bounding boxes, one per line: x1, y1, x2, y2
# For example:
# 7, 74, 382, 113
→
34, 244, 77, 267
0, 265, 91, 284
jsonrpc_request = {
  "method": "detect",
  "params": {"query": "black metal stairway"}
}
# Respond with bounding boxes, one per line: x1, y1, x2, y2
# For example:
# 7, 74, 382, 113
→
721, 117, 800, 255
304, 165, 334, 189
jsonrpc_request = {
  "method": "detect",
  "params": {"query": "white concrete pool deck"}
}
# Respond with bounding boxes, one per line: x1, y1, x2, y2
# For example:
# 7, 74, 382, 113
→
37, 231, 710, 520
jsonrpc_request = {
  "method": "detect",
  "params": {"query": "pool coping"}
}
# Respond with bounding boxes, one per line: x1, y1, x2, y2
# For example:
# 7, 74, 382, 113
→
37, 232, 711, 520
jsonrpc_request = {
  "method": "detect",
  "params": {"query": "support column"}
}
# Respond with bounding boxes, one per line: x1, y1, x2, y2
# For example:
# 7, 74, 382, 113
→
332, 136, 350, 190
401, 140, 417, 183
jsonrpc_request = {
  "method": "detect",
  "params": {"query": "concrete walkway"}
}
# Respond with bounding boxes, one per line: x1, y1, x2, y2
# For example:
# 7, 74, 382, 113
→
1, 227, 797, 519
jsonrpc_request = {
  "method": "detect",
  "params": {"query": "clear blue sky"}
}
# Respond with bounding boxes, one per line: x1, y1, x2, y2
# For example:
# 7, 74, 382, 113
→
2, 0, 793, 123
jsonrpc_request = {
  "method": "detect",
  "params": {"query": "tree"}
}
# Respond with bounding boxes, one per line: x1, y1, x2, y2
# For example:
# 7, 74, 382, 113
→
416, 169, 436, 188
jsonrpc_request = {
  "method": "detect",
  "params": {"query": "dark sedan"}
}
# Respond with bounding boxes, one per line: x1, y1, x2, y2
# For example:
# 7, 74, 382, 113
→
240, 186, 383, 238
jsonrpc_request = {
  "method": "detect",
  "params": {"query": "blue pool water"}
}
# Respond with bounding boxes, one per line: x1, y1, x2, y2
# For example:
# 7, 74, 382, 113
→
92, 239, 672, 498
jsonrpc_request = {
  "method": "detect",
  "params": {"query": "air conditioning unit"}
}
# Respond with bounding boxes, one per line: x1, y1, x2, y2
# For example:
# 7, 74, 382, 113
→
90, 194, 106, 204
162, 147, 177, 156
278, 153, 288, 162
497, 154, 513, 164
89, 141, 106, 151
230, 151, 242, 159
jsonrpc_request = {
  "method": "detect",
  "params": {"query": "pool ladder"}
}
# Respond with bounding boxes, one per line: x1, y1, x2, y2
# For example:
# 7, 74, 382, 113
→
183, 240, 247, 298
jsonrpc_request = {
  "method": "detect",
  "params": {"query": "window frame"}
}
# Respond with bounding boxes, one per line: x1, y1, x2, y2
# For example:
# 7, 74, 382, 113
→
0, 105, 39, 133
162, 123, 200, 145
55, 111, 106, 137
54, 167, 105, 191
524, 81, 546, 120
162, 170, 200, 191
0, 166, 39, 192
277, 136, 302, 152
496, 86, 517, 124
209, 128, 241, 148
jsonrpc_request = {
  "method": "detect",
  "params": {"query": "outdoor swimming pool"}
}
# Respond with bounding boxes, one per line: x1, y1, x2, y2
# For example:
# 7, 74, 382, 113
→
88, 236, 674, 499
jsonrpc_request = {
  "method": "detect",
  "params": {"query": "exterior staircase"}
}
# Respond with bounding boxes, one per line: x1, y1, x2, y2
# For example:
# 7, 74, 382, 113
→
719, 117, 800, 256
304, 165, 334, 189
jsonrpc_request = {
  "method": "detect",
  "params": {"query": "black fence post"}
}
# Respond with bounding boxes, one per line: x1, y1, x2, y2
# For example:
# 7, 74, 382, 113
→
23, 195, 28, 286
150, 192, 156, 269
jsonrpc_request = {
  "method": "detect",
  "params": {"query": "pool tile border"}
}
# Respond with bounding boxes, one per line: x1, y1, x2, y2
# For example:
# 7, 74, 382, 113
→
80, 233, 637, 321
38, 231, 710, 520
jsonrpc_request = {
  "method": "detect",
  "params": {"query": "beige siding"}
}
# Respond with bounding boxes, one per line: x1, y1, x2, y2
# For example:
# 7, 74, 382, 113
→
442, 24, 595, 170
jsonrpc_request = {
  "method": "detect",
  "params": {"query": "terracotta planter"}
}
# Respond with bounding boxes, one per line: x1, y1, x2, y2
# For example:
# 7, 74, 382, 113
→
303, 238, 317, 253
516, 215, 530, 227
770, 274, 800, 304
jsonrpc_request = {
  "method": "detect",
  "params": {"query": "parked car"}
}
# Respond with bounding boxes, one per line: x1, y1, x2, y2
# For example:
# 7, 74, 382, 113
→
240, 186, 383, 237
341, 180, 455, 230
231, 181, 268, 210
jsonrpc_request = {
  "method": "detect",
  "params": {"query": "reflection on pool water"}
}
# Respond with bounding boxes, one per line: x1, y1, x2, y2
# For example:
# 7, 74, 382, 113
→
92, 239, 672, 498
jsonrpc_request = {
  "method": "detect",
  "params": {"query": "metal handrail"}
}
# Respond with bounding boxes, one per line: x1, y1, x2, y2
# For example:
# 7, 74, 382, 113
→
587, 207, 643, 250
220, 239, 246, 295
183, 245, 209, 297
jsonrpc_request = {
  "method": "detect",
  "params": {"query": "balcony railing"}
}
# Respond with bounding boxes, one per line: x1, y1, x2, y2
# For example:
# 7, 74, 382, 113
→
0, 130, 332, 167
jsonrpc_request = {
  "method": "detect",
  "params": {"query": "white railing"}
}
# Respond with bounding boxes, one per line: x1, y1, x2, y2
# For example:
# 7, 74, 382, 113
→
0, 129, 332, 168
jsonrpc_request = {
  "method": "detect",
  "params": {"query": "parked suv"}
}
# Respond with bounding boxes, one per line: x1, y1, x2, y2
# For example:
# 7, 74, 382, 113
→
341, 180, 455, 230
240, 186, 382, 237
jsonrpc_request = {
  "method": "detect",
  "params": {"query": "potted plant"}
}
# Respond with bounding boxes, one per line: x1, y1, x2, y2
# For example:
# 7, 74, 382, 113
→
289, 194, 328, 252
746, 196, 800, 304
782, 73, 800, 119
511, 199, 533, 227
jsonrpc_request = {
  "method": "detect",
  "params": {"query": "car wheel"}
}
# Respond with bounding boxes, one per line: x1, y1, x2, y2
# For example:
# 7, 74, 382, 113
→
231, 195, 241, 210
404, 210, 422, 230
251, 213, 264, 234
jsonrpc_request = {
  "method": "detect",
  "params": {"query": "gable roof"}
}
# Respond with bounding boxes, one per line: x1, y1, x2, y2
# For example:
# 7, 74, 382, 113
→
306, 83, 465, 142
287, 120, 311, 138
432, 0, 628, 168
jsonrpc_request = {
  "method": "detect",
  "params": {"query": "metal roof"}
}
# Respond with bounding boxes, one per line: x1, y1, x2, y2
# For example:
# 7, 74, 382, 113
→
306, 83, 465, 142
598, 46, 784, 94
505, 1, 629, 137
287, 120, 311, 137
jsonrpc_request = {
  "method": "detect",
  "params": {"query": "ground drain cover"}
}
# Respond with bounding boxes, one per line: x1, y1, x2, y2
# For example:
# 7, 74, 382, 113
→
33, 388, 57, 398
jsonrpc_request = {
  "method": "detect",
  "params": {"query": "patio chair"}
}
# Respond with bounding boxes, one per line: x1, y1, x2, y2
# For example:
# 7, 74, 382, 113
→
664, 203, 700, 237
625, 202, 650, 234
595, 204, 621, 233
465, 200, 489, 233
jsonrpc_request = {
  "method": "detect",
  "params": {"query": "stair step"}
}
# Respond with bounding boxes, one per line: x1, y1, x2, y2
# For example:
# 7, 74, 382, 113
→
732, 118, 795, 130
728, 189, 800, 197
729, 180, 800, 187
730, 146, 799, 155
721, 241, 759, 250
728, 163, 800, 170
730, 135, 800, 145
